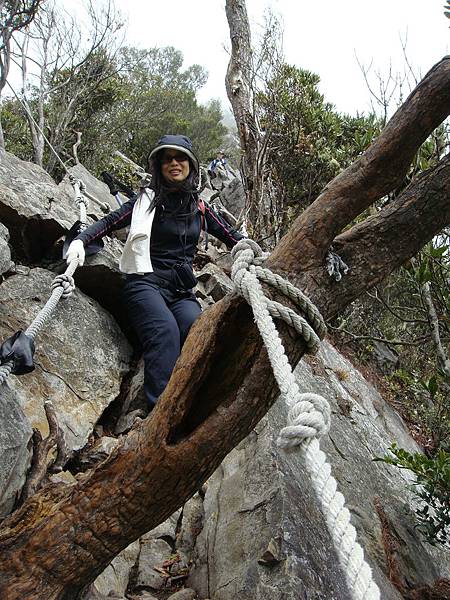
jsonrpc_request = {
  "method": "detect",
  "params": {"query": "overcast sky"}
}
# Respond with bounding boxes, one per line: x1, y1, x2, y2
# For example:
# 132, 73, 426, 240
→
113, 0, 449, 116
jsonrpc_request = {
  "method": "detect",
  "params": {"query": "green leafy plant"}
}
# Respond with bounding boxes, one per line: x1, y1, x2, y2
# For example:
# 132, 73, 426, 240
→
375, 443, 450, 548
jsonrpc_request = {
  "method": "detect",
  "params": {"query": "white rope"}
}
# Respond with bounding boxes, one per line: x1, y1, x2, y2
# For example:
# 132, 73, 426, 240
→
0, 181, 83, 385
231, 239, 380, 600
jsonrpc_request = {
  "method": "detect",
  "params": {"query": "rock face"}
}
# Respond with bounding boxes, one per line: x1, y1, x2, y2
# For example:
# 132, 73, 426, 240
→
93, 539, 140, 597
0, 382, 32, 517
219, 176, 245, 219
59, 164, 121, 212
0, 150, 117, 264
187, 341, 450, 599
0, 149, 77, 261
0, 267, 132, 451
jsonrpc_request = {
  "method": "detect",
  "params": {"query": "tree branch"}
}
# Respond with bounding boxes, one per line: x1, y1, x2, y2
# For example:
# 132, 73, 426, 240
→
269, 56, 450, 270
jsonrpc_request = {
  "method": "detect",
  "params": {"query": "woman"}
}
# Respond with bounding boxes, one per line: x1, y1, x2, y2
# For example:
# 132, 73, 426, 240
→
66, 134, 243, 408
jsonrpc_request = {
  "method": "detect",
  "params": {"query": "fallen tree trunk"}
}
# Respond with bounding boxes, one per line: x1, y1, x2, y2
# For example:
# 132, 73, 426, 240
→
0, 57, 449, 599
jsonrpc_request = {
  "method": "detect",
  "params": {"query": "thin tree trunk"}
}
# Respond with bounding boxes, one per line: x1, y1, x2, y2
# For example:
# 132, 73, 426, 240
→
0, 57, 449, 599
225, 0, 261, 230
422, 281, 450, 378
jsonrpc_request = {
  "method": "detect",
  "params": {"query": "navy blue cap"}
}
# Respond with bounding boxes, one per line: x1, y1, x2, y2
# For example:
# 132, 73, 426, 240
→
148, 134, 199, 172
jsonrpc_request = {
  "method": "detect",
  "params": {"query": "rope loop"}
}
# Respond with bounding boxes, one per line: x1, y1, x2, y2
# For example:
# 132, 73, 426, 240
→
231, 239, 380, 600
277, 392, 331, 448
51, 274, 75, 300
231, 239, 326, 354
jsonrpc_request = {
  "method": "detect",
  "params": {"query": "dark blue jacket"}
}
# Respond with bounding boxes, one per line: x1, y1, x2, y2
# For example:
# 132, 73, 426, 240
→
75, 192, 244, 283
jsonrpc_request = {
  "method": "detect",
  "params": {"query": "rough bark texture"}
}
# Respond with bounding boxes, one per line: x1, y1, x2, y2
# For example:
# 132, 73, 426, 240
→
0, 58, 449, 599
225, 0, 261, 222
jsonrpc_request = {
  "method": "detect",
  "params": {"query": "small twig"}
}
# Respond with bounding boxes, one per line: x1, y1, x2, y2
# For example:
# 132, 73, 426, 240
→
20, 401, 67, 501
328, 324, 430, 347
366, 289, 428, 324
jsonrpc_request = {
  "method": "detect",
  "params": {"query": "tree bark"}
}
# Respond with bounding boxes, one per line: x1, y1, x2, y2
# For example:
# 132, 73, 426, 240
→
225, 0, 262, 230
0, 58, 449, 600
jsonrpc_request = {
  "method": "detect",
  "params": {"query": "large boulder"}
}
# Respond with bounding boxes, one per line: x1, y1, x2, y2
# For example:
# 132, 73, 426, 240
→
59, 164, 121, 212
187, 341, 450, 599
0, 149, 77, 261
0, 267, 132, 451
220, 177, 245, 220
0, 150, 122, 267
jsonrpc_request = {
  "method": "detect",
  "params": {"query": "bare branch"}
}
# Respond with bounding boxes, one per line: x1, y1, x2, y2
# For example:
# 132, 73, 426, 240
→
328, 323, 429, 347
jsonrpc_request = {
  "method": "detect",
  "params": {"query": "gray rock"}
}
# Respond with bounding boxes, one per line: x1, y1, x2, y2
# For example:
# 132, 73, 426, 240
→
0, 267, 132, 451
177, 494, 204, 566
187, 341, 450, 600
48, 470, 76, 486
166, 589, 197, 600
0, 222, 13, 275
78, 436, 120, 470
59, 164, 120, 212
220, 177, 245, 220
136, 538, 172, 590
0, 149, 78, 261
0, 151, 127, 327
142, 509, 181, 543
114, 358, 148, 431
0, 381, 33, 517
371, 340, 399, 374
70, 235, 130, 335
93, 539, 140, 597
196, 263, 234, 302
115, 409, 146, 436
82, 586, 127, 600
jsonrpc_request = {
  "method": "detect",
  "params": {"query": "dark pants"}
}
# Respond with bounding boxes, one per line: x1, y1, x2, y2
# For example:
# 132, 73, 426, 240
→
123, 275, 202, 408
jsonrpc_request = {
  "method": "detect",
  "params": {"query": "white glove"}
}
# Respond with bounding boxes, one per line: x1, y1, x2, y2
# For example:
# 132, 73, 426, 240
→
66, 239, 85, 266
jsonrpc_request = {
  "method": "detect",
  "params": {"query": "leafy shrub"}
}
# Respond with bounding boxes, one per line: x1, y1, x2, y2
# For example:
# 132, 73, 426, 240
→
375, 443, 450, 548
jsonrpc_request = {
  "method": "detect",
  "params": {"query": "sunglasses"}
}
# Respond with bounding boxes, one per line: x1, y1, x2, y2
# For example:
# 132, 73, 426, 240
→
161, 152, 189, 164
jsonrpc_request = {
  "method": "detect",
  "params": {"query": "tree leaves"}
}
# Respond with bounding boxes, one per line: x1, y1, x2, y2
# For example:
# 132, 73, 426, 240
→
375, 443, 450, 547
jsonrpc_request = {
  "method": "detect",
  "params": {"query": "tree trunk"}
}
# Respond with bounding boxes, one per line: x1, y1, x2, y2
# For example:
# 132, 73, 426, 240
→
0, 58, 449, 600
225, 0, 262, 230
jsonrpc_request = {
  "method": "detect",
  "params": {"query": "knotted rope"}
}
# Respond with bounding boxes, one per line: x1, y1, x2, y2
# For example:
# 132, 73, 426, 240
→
231, 239, 380, 600
0, 181, 83, 385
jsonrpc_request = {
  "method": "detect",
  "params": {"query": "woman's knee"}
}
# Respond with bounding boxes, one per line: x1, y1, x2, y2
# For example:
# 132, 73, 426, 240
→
176, 300, 202, 344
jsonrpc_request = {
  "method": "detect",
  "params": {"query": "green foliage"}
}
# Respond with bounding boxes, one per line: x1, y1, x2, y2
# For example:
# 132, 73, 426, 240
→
106, 154, 141, 192
256, 63, 382, 234
104, 47, 226, 170
389, 369, 449, 450
375, 443, 450, 547
0, 97, 34, 160
2, 44, 228, 177
332, 230, 449, 450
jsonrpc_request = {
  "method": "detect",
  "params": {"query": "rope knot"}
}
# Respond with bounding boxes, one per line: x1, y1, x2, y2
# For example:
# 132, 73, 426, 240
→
51, 274, 75, 299
231, 238, 266, 261
277, 392, 331, 448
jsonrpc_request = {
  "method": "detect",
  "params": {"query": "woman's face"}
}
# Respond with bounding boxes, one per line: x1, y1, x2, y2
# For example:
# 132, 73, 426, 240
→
160, 149, 190, 185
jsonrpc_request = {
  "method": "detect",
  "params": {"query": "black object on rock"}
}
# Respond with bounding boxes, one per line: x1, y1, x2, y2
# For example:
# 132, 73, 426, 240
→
0, 330, 35, 374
